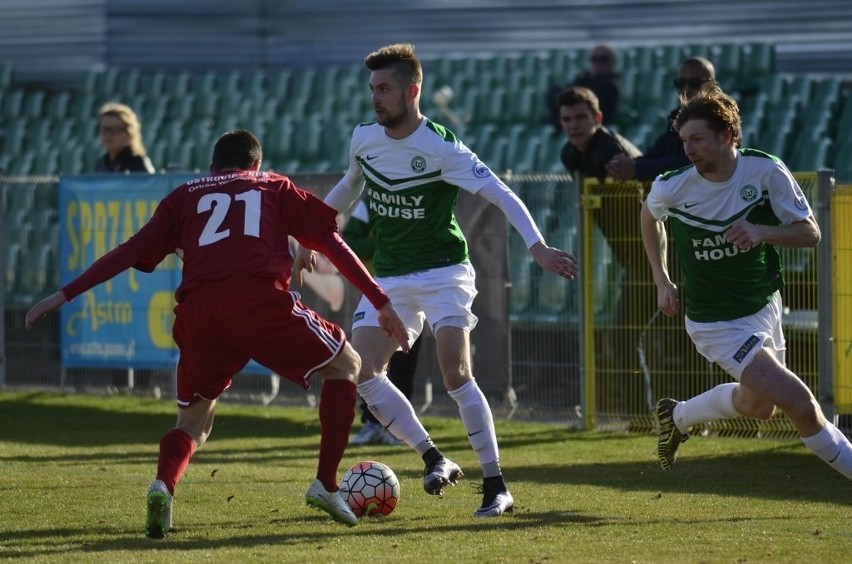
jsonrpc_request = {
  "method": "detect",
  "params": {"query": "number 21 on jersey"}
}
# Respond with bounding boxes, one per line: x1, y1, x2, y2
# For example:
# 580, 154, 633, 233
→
197, 190, 262, 246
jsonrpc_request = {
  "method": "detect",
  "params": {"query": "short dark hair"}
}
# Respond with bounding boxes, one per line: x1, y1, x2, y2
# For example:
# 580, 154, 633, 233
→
674, 83, 742, 146
557, 86, 601, 115
211, 129, 262, 172
364, 43, 423, 87
679, 56, 716, 80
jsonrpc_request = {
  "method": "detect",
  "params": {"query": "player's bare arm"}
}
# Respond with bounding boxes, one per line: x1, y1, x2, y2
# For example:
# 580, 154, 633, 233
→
640, 201, 679, 317
24, 291, 68, 329
529, 242, 578, 280
725, 216, 821, 250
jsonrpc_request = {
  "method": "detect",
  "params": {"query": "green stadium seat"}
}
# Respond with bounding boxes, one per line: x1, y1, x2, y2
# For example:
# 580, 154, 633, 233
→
0, 62, 14, 90
713, 43, 741, 85
70, 93, 97, 121
737, 43, 775, 93
196, 70, 219, 95
268, 69, 292, 98
657, 45, 682, 71
790, 136, 832, 172
118, 68, 142, 101
220, 70, 243, 95
164, 70, 192, 97
46, 91, 71, 121
95, 68, 121, 97
2, 89, 24, 118
58, 146, 86, 175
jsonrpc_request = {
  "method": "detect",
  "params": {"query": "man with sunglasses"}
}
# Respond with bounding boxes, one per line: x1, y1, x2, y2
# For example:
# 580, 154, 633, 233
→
606, 57, 715, 182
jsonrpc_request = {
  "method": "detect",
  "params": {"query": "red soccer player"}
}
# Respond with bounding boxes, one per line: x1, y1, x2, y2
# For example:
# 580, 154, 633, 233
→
25, 129, 409, 538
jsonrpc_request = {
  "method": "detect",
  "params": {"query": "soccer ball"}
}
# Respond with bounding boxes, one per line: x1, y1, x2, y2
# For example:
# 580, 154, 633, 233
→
340, 460, 400, 517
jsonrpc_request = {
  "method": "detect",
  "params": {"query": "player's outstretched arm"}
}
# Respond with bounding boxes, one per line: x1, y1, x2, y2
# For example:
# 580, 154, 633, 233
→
377, 303, 410, 353
25, 291, 68, 329
529, 242, 579, 280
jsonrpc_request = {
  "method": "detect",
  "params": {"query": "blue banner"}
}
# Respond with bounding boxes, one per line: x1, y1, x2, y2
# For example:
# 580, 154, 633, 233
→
59, 174, 198, 368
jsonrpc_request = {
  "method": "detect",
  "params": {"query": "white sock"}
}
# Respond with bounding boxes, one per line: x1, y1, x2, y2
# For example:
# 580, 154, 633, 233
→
674, 383, 740, 432
801, 422, 852, 480
357, 373, 430, 454
448, 379, 501, 477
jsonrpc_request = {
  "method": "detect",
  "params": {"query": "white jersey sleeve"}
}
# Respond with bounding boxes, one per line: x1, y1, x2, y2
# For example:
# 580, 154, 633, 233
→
324, 127, 366, 213
768, 161, 813, 224
438, 138, 498, 194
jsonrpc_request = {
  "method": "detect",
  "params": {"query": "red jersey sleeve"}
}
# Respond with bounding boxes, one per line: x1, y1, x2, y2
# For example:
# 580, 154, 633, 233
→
282, 182, 389, 310
61, 202, 177, 300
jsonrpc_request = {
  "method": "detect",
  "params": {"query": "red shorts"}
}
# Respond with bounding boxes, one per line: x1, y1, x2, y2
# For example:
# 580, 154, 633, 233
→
172, 280, 345, 406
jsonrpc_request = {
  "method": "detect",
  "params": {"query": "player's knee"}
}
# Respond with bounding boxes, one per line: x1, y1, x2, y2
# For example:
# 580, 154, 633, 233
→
752, 402, 776, 421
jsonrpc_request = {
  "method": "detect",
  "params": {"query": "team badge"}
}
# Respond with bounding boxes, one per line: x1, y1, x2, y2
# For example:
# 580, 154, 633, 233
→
472, 161, 490, 178
740, 185, 759, 202
794, 190, 809, 210
410, 155, 426, 173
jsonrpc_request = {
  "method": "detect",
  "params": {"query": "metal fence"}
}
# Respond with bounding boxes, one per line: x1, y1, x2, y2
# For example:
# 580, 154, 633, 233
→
1, 171, 849, 437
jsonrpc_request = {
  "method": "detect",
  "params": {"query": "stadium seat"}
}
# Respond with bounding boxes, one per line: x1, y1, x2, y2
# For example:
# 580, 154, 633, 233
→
790, 136, 832, 172
2, 89, 24, 118
0, 62, 14, 90
46, 91, 71, 121
713, 43, 741, 85
738, 43, 775, 92
118, 68, 142, 102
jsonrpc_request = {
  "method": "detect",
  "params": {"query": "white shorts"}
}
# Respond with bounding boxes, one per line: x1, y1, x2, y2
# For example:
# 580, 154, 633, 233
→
352, 262, 478, 344
685, 291, 786, 380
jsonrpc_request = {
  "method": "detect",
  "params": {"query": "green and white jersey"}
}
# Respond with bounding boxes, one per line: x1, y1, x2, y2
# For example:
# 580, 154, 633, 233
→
646, 148, 812, 322
346, 118, 496, 276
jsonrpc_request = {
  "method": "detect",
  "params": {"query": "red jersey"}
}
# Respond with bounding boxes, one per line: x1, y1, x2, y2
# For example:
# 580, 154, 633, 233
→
62, 170, 388, 308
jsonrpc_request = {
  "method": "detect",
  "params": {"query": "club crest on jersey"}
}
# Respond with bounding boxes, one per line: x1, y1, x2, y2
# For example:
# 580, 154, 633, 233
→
410, 155, 427, 173
794, 190, 809, 210
740, 185, 759, 202
472, 161, 490, 178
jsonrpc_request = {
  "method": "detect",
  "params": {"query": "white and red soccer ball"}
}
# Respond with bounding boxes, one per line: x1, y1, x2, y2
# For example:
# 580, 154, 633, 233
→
340, 460, 400, 517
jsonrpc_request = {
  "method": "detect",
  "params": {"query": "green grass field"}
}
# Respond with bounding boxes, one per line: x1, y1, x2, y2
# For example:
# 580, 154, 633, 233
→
1, 391, 850, 563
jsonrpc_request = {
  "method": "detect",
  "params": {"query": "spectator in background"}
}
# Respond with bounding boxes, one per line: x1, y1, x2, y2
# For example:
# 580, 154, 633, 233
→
546, 43, 622, 132
95, 102, 156, 173
606, 57, 716, 182
558, 86, 653, 397
343, 199, 423, 446
558, 86, 640, 182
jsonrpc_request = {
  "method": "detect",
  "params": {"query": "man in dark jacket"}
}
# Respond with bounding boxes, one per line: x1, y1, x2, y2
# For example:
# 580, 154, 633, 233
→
558, 86, 640, 182
558, 86, 655, 408
606, 57, 716, 182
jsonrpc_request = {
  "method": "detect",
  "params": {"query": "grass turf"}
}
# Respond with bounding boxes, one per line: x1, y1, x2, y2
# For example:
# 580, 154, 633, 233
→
1, 391, 850, 563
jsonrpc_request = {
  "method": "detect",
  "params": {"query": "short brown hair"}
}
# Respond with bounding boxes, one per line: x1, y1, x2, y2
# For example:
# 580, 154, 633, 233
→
364, 43, 423, 87
673, 83, 742, 146
557, 86, 601, 115
211, 129, 263, 172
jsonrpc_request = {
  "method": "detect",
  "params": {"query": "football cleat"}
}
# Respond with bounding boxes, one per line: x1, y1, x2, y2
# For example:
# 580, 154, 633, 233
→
473, 482, 514, 518
655, 398, 689, 471
423, 457, 464, 496
145, 480, 173, 539
305, 479, 358, 527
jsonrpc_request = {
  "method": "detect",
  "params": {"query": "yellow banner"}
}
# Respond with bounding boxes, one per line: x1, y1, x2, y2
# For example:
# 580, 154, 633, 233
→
833, 184, 852, 413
